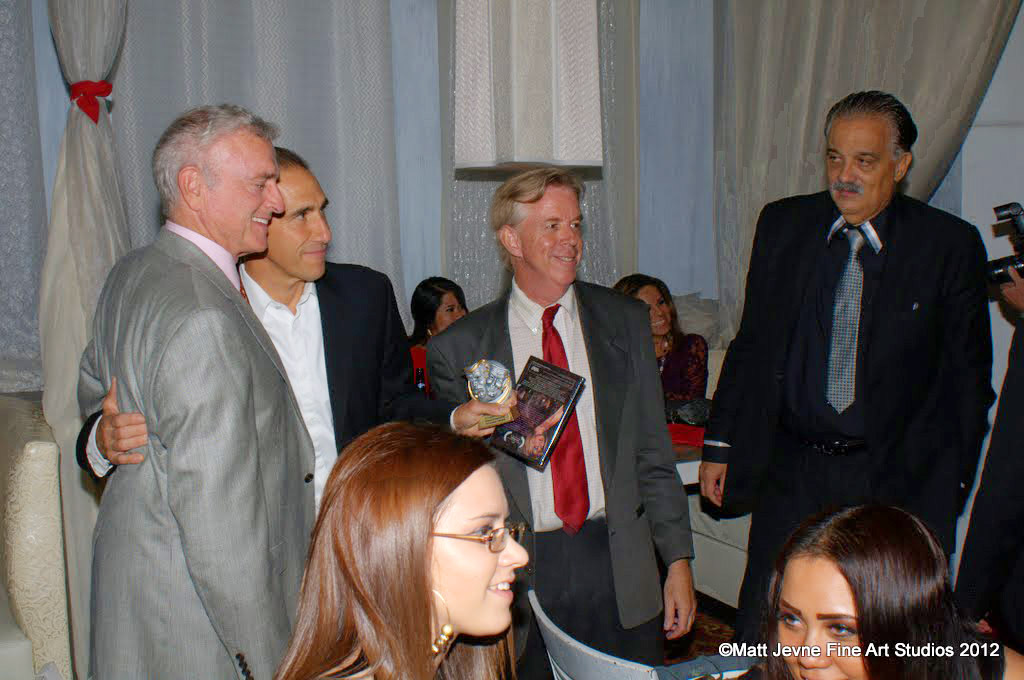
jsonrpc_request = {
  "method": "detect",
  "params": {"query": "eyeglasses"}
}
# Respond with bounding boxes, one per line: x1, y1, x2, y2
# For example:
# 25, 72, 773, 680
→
431, 523, 526, 553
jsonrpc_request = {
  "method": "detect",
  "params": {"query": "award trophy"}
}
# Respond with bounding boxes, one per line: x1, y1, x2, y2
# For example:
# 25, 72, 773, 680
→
464, 359, 518, 428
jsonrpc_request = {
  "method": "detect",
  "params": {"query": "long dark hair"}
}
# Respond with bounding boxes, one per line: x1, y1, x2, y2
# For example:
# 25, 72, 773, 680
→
409, 277, 468, 347
613, 273, 684, 340
762, 505, 998, 680
274, 423, 512, 680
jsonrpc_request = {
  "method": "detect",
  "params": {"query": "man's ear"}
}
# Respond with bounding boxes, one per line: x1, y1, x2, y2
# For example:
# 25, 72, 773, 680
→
498, 224, 522, 259
177, 164, 204, 213
894, 151, 913, 183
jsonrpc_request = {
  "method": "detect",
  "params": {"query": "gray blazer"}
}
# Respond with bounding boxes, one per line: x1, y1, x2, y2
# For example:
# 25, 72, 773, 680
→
79, 230, 316, 680
427, 281, 693, 636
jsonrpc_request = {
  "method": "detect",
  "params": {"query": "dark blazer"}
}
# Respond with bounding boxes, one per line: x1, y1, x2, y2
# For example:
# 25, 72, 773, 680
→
427, 281, 693, 634
704, 191, 993, 550
77, 262, 453, 472
956, 323, 1024, 623
314, 263, 454, 450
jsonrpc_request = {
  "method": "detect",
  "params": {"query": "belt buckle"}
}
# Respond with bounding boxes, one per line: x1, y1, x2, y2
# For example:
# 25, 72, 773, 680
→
824, 440, 847, 456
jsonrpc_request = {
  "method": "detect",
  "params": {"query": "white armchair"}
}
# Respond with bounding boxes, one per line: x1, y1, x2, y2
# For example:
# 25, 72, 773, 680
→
0, 393, 72, 680
528, 589, 659, 679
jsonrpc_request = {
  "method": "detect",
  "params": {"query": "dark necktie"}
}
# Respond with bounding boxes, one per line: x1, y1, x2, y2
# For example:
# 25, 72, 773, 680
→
826, 227, 865, 412
542, 304, 589, 534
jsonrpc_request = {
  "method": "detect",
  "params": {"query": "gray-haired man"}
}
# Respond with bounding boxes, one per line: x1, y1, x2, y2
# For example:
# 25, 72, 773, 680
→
79, 105, 310, 679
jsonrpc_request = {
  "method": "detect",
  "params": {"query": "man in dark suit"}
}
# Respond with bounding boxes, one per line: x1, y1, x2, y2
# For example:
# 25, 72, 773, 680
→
427, 167, 695, 678
78, 148, 506, 491
699, 91, 993, 641
957, 268, 1024, 646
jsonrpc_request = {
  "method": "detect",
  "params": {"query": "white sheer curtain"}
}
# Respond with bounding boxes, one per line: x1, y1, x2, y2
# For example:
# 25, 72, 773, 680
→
0, 0, 47, 393
111, 1, 406, 309
37, 1, 130, 676
441, 0, 631, 307
714, 0, 1021, 341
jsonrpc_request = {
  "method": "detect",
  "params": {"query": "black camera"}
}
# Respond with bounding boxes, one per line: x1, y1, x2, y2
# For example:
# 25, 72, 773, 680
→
987, 202, 1024, 285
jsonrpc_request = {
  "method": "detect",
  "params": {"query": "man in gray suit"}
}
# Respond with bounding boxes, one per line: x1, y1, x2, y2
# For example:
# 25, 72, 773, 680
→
427, 167, 695, 678
79, 105, 311, 679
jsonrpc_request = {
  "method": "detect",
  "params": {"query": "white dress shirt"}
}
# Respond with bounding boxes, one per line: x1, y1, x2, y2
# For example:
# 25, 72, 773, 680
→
240, 265, 337, 509
508, 280, 606, 531
87, 262, 338, 510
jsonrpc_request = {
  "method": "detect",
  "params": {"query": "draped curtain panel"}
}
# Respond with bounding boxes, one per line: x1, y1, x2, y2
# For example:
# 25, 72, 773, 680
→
714, 0, 1021, 341
111, 1, 406, 313
453, 0, 603, 168
37, 1, 130, 676
0, 0, 47, 393
443, 0, 630, 307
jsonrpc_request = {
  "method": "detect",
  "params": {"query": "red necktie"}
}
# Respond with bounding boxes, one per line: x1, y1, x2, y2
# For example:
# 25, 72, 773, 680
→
542, 305, 589, 534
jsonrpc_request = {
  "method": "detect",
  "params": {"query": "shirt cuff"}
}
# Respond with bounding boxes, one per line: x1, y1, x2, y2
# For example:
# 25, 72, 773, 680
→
87, 417, 113, 477
701, 439, 731, 464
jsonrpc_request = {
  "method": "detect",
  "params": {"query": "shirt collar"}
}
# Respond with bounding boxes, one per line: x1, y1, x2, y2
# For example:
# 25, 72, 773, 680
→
164, 221, 241, 290
509, 279, 577, 333
826, 213, 884, 254
238, 263, 316, 320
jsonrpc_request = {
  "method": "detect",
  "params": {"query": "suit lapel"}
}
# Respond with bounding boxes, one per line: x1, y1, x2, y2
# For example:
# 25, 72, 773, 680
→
575, 283, 622, 486
768, 194, 837, 370
477, 293, 533, 523
787, 195, 836, 327
862, 193, 913, 390
155, 231, 296, 406
315, 272, 351, 446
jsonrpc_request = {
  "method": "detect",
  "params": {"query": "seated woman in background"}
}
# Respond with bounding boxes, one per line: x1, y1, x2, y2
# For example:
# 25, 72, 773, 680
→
613, 274, 708, 402
746, 505, 1024, 680
275, 422, 528, 680
409, 277, 467, 396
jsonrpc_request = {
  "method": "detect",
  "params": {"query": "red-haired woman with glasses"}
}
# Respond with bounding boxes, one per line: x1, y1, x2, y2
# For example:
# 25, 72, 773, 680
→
275, 422, 528, 680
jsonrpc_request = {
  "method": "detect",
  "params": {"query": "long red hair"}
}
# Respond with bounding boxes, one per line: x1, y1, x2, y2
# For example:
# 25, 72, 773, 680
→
274, 422, 513, 680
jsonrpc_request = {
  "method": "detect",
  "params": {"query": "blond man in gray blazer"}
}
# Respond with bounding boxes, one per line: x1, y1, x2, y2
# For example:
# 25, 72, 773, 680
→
79, 105, 314, 680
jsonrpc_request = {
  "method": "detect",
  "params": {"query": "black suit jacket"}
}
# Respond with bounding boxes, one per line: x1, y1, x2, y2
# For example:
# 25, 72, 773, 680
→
956, 323, 1024, 621
77, 262, 453, 472
704, 191, 993, 549
427, 281, 693, 633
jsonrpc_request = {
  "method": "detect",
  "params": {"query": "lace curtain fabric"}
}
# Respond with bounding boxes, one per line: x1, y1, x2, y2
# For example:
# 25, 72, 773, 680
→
0, 0, 47, 392
713, 0, 1021, 341
443, 0, 631, 308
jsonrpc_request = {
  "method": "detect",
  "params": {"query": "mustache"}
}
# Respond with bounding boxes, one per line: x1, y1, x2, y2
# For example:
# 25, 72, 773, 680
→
830, 181, 863, 194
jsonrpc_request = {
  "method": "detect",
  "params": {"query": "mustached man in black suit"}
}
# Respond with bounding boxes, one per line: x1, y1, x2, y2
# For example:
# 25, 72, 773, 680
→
77, 147, 509, 504
699, 91, 994, 641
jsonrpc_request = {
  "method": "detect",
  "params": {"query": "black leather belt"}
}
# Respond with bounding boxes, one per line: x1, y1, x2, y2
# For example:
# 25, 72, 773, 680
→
798, 436, 867, 456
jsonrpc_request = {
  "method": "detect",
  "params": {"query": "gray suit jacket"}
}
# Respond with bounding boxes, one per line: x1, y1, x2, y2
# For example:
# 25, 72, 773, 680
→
427, 281, 693, 637
79, 230, 316, 679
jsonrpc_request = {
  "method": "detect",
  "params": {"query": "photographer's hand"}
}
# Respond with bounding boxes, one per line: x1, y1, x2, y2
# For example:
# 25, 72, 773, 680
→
1000, 267, 1024, 313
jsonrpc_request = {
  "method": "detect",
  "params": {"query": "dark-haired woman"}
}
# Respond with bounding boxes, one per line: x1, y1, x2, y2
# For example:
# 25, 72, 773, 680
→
742, 505, 1024, 680
613, 274, 707, 402
275, 422, 528, 680
409, 277, 467, 396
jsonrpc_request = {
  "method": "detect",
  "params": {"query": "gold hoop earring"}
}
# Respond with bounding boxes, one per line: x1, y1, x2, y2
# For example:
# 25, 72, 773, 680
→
430, 589, 455, 657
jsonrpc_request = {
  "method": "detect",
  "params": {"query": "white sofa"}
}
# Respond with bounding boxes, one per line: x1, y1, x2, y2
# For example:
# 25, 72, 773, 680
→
0, 393, 72, 680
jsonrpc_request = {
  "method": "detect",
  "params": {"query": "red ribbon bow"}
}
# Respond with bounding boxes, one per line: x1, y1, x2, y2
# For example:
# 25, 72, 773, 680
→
70, 80, 112, 124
